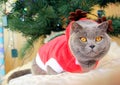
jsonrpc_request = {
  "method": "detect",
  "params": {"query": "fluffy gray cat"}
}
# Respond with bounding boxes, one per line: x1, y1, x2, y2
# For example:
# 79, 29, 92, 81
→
31, 19, 111, 74
8, 19, 111, 81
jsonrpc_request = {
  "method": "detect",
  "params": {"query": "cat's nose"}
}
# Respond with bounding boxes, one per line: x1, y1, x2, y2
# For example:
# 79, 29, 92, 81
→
89, 45, 95, 49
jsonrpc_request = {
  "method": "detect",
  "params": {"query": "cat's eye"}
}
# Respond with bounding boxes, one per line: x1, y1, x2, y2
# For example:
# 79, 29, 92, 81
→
95, 36, 102, 42
80, 37, 87, 42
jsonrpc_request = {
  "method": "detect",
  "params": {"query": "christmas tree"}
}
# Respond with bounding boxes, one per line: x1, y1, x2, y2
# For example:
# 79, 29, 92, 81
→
4, 0, 97, 57
7, 0, 96, 37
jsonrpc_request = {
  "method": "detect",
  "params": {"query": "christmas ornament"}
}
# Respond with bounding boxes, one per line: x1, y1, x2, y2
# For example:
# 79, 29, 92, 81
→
97, 10, 105, 18
56, 23, 62, 31
11, 49, 18, 58
20, 15, 25, 21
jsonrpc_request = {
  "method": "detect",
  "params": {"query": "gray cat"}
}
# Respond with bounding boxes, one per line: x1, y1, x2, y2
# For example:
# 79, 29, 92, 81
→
69, 20, 110, 72
8, 19, 110, 81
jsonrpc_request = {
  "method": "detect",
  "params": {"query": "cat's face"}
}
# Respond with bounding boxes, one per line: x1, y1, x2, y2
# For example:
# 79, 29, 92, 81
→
69, 20, 110, 64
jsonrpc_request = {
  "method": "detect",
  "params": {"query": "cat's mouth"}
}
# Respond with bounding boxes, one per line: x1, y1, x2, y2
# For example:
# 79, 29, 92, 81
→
87, 49, 105, 59
87, 50, 98, 57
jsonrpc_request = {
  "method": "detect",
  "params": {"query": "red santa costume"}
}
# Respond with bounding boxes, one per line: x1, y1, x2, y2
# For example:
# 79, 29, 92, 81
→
35, 18, 98, 73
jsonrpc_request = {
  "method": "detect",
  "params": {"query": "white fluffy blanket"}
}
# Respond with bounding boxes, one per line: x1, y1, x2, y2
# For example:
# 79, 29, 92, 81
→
3, 41, 120, 85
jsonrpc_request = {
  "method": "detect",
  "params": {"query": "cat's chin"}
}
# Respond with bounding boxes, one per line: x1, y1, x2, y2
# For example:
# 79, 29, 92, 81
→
79, 60, 96, 66
78, 60, 97, 72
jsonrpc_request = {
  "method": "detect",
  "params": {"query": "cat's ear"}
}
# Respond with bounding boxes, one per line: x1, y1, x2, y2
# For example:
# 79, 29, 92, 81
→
71, 21, 83, 33
97, 21, 108, 32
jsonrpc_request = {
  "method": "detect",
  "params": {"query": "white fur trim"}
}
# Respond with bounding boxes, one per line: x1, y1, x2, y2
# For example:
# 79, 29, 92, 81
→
36, 54, 46, 71
75, 60, 80, 65
45, 58, 64, 73
36, 54, 63, 73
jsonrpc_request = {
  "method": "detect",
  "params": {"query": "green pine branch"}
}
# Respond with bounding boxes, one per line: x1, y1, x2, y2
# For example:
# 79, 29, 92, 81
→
108, 17, 120, 36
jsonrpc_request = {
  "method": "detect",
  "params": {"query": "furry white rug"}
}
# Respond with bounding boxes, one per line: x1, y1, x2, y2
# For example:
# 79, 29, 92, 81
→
3, 41, 120, 85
